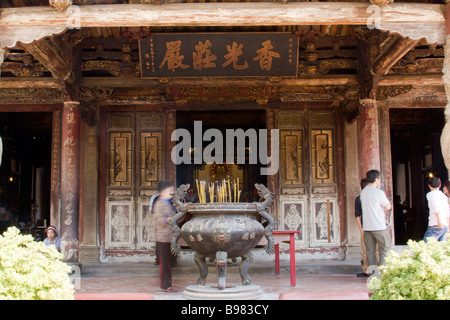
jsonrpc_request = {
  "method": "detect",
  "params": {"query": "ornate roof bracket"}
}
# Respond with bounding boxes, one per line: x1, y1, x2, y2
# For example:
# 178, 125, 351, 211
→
49, 0, 73, 11
0, 3, 78, 51
373, 22, 445, 45
0, 25, 68, 51
367, 0, 445, 44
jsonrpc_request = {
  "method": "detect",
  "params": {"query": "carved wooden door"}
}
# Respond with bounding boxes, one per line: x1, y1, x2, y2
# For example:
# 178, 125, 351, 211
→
105, 112, 164, 250
278, 110, 339, 247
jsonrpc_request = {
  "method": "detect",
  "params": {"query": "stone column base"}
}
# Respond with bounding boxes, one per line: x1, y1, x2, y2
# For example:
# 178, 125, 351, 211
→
79, 245, 100, 263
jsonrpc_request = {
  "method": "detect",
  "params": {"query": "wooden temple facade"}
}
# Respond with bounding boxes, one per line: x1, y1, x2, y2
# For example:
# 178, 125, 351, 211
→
0, 0, 449, 264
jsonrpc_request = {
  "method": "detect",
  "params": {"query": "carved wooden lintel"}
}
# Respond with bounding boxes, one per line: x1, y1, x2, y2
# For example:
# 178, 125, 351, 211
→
81, 60, 140, 78
0, 58, 46, 77
325, 84, 360, 122
0, 88, 63, 104
376, 85, 413, 100
79, 86, 113, 102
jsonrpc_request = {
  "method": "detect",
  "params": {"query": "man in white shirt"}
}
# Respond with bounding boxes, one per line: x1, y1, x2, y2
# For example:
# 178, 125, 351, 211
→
424, 176, 449, 242
360, 170, 392, 267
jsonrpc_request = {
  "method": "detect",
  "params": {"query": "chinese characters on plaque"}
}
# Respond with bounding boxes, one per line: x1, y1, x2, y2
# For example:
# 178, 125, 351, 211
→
139, 33, 299, 78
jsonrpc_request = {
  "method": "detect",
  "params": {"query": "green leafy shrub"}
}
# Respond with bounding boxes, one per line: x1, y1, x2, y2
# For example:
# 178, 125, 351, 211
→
0, 227, 74, 300
369, 238, 450, 300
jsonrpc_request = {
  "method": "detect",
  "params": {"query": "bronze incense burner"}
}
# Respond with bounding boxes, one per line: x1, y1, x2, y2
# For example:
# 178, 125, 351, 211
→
170, 183, 275, 290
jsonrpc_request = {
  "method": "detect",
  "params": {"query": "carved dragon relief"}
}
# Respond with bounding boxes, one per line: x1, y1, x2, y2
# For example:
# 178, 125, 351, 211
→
170, 183, 191, 255
253, 183, 275, 254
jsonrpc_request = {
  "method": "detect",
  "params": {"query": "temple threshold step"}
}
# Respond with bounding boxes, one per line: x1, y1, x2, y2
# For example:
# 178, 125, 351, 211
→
80, 259, 361, 276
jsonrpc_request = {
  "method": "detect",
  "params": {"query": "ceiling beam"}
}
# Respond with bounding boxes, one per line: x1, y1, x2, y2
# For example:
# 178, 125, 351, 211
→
0, 73, 442, 90
371, 37, 420, 77
80, 74, 359, 88
0, 77, 60, 88
20, 37, 74, 83
0, 3, 445, 28
358, 33, 420, 100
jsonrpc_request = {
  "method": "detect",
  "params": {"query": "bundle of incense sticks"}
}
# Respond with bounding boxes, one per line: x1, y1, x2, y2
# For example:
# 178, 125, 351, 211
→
196, 179, 242, 203
216, 183, 226, 203
196, 179, 207, 203
208, 183, 215, 203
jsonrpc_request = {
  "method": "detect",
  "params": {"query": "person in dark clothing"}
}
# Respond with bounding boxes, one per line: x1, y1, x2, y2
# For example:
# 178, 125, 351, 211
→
150, 191, 177, 267
393, 195, 407, 245
355, 178, 369, 277
153, 181, 176, 292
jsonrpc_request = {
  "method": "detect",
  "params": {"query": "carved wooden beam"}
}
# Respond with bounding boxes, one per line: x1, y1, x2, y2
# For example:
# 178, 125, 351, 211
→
0, 73, 441, 90
80, 75, 359, 88
378, 74, 443, 86
20, 38, 74, 83
0, 3, 445, 28
370, 37, 420, 77
359, 34, 419, 99
0, 77, 60, 88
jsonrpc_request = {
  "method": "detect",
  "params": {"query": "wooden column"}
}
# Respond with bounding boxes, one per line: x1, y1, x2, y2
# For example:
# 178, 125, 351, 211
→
336, 106, 346, 246
164, 109, 177, 185
266, 108, 278, 222
343, 119, 363, 257
357, 32, 381, 178
359, 100, 381, 177
79, 102, 100, 263
50, 110, 61, 230
60, 101, 81, 263
379, 107, 394, 244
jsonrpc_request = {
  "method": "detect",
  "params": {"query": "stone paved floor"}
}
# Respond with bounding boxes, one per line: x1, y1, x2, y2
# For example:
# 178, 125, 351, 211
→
74, 272, 370, 300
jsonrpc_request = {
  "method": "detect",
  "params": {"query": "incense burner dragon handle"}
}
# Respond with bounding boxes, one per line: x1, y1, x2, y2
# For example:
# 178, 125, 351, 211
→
253, 183, 275, 255
170, 184, 191, 255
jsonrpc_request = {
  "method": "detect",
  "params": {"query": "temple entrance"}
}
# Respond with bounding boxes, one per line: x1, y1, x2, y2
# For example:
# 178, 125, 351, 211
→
390, 108, 446, 244
0, 112, 52, 239
176, 109, 267, 202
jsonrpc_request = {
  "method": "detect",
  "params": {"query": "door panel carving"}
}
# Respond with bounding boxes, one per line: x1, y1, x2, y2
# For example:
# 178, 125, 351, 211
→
280, 130, 303, 184
105, 112, 164, 250
280, 199, 304, 242
109, 132, 132, 186
278, 109, 339, 247
140, 132, 162, 186
106, 202, 134, 249
311, 129, 334, 184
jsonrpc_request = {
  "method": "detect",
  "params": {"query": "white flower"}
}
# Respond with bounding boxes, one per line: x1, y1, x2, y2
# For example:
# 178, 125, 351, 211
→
0, 227, 74, 300
370, 238, 450, 300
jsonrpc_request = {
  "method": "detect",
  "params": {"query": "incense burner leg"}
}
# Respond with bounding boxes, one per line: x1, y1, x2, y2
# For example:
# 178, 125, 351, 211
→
239, 252, 253, 285
194, 252, 208, 286
216, 251, 227, 290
